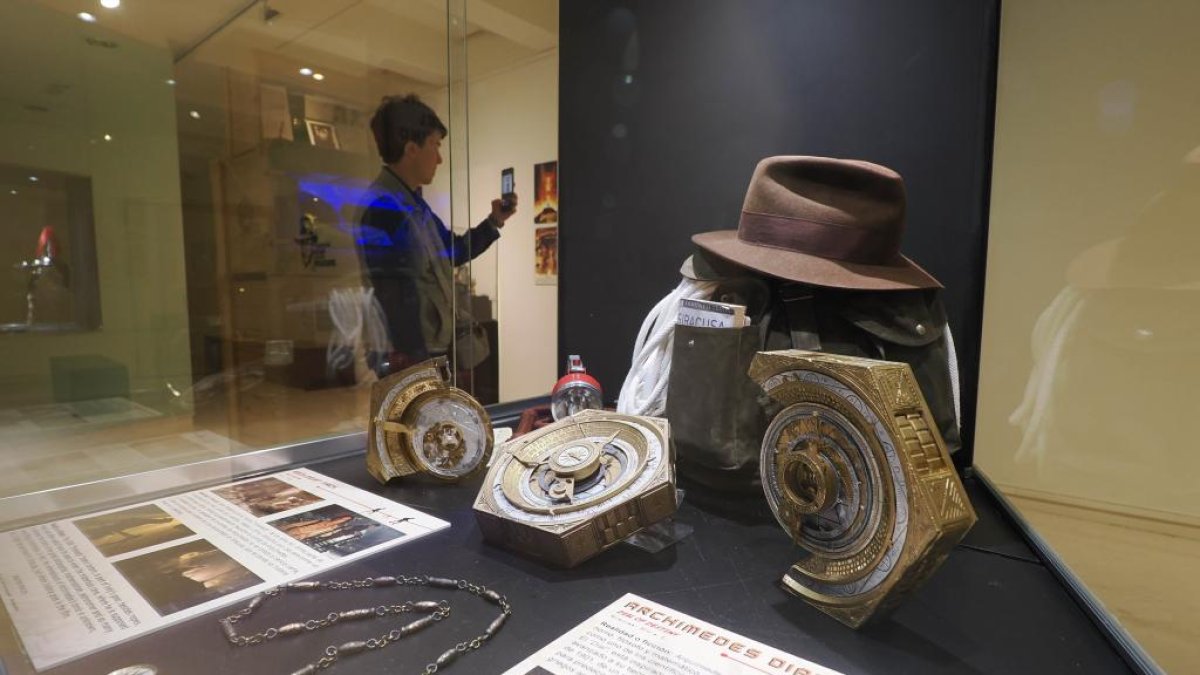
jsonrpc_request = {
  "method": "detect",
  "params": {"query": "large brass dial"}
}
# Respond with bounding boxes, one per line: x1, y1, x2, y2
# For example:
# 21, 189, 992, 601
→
473, 409, 677, 567
750, 350, 976, 629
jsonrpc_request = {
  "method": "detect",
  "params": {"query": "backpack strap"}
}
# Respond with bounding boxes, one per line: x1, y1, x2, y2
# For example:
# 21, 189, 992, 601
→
779, 282, 822, 351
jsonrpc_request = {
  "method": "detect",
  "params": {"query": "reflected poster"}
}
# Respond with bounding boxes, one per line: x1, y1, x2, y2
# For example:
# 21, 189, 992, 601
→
534, 160, 558, 285
534, 160, 558, 224
535, 226, 558, 286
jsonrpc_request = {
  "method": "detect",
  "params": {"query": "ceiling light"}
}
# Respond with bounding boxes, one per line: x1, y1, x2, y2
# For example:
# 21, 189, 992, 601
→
166, 78, 176, 86
10, 190, 17, 195
78, 12, 97, 23
28, 176, 39, 182
299, 67, 313, 76
311, 73, 325, 81
100, 0, 121, 8
103, 133, 113, 141
189, 110, 201, 119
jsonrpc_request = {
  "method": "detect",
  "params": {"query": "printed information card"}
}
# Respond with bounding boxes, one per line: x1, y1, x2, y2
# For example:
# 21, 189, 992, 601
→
0, 468, 449, 670
504, 593, 843, 675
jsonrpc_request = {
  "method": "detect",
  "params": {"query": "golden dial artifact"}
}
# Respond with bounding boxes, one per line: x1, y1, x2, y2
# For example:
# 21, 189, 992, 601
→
473, 409, 677, 567
749, 350, 976, 629
366, 358, 492, 483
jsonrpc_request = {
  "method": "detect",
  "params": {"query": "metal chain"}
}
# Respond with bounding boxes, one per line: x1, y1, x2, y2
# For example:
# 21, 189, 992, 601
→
220, 574, 512, 675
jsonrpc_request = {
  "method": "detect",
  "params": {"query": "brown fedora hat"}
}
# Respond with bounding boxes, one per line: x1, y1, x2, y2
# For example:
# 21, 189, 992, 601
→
693, 156, 941, 290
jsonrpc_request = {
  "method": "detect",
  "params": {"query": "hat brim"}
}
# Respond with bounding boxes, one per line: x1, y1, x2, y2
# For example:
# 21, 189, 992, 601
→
679, 246, 749, 281
692, 230, 942, 290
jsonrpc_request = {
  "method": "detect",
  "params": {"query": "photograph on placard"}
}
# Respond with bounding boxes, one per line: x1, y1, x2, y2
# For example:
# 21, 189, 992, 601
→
74, 504, 195, 558
269, 504, 404, 556
113, 539, 262, 615
213, 476, 323, 517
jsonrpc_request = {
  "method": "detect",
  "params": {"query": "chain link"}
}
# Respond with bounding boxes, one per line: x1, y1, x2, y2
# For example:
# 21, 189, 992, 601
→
221, 574, 511, 675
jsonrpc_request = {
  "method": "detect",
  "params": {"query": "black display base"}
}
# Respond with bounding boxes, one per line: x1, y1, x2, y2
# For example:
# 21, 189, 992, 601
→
6, 446, 1148, 675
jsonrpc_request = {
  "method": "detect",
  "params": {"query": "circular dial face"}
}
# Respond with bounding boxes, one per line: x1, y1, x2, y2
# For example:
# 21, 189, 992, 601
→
487, 416, 665, 525
763, 403, 886, 557
759, 370, 909, 601
396, 390, 490, 480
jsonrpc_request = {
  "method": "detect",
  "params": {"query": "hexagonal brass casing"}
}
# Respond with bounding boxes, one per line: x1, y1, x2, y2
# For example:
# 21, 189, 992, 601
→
750, 349, 976, 629
473, 410, 678, 568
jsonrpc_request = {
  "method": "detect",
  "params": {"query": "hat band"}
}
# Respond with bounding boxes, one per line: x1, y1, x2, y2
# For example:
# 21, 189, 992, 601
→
737, 211, 899, 266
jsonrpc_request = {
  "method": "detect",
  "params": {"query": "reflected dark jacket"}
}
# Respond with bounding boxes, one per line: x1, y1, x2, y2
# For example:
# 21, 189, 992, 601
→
355, 168, 499, 361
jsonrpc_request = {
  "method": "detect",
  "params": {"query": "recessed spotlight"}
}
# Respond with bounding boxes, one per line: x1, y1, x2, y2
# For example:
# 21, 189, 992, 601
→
28, 176, 39, 182
100, 0, 121, 8
299, 67, 313, 76
189, 110, 201, 119
10, 190, 17, 195
103, 133, 113, 141
78, 12, 97, 23
311, 73, 325, 81
166, 78, 176, 86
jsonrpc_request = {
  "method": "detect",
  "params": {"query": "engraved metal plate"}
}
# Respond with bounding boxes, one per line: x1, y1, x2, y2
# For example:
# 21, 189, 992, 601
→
749, 349, 976, 629
473, 409, 677, 567
366, 357, 492, 483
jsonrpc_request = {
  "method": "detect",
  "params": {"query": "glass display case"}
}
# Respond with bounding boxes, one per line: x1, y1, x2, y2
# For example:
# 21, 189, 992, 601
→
0, 1, 1185, 674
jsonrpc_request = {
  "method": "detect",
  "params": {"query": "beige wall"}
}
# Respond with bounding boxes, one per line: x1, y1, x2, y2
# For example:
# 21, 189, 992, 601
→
977, 1, 1200, 521
371, 48, 558, 402
0, 1, 191, 407
467, 51, 559, 401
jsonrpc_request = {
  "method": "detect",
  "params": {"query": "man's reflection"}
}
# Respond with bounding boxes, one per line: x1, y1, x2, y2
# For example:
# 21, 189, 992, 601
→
355, 94, 516, 376
1010, 159, 1200, 514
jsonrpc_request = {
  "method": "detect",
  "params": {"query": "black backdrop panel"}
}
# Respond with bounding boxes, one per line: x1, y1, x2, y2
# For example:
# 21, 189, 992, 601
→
559, 0, 998, 466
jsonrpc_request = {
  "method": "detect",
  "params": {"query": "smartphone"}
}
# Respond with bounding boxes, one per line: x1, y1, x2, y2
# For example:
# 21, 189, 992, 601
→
500, 167, 515, 212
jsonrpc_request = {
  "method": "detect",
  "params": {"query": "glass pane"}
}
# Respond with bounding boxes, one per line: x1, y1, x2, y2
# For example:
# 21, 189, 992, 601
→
978, 2, 1200, 670
0, 0, 561, 511
463, 0, 560, 403
0, 0, 509, 508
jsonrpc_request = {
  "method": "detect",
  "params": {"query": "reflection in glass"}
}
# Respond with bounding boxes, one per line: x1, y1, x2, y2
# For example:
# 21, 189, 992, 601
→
1010, 162, 1200, 516
354, 94, 513, 382
0, 0, 558, 506
1, 164, 99, 332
